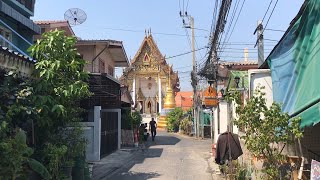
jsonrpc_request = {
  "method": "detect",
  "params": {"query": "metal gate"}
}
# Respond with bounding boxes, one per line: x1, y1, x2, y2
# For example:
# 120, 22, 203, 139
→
100, 111, 119, 157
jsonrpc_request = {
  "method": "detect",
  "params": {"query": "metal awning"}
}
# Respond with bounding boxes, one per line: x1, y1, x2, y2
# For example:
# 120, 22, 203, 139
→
76, 40, 129, 67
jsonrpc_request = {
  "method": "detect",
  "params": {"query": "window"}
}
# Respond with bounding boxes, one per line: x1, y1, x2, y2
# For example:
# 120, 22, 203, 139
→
108, 65, 114, 76
0, 26, 12, 49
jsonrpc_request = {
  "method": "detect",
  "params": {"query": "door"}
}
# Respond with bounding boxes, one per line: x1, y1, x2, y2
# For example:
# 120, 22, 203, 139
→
100, 111, 118, 157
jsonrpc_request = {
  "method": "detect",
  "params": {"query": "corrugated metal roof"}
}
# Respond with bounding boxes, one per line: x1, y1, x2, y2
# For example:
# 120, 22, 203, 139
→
34, 20, 69, 25
219, 61, 258, 66
0, 46, 34, 62
77, 39, 123, 45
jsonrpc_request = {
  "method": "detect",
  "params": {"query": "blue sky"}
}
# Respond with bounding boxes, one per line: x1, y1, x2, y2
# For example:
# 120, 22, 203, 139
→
32, 0, 304, 91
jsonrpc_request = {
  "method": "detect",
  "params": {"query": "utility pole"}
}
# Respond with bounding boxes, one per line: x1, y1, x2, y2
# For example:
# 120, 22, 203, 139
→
254, 20, 264, 67
181, 12, 199, 138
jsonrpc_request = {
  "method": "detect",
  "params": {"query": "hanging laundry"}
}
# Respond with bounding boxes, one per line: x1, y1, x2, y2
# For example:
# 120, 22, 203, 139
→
215, 132, 243, 165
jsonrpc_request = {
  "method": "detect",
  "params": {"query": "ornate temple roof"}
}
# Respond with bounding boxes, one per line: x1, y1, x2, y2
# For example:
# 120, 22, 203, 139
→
130, 33, 165, 65
119, 31, 180, 92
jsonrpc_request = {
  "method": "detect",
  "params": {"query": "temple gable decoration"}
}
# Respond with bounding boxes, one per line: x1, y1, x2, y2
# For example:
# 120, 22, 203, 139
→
120, 31, 180, 117
143, 53, 151, 64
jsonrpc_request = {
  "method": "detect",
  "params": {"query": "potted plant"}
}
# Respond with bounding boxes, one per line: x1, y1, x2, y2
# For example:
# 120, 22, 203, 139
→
61, 159, 74, 179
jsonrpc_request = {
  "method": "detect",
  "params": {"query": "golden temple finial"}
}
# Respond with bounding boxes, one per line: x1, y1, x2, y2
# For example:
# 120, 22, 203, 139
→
164, 63, 176, 109
145, 29, 147, 37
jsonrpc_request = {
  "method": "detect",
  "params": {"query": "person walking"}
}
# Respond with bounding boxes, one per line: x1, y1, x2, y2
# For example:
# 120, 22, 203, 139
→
149, 118, 157, 141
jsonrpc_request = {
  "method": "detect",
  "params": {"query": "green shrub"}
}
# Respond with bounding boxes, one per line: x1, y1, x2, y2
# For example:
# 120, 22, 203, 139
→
227, 87, 303, 179
180, 118, 192, 134
166, 108, 184, 132
131, 111, 142, 129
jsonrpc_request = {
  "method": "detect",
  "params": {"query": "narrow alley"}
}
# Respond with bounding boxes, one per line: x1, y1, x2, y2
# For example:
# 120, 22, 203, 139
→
102, 131, 219, 180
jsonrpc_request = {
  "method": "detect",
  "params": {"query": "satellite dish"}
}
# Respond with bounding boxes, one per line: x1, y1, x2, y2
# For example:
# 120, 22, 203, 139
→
64, 8, 87, 26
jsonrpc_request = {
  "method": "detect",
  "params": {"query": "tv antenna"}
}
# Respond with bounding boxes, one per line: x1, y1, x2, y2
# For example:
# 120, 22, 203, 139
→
64, 8, 87, 26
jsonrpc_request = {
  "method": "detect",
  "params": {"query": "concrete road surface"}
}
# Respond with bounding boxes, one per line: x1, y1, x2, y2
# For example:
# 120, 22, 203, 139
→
108, 131, 220, 180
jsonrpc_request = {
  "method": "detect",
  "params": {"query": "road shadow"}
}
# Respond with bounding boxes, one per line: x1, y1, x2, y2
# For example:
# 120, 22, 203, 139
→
143, 148, 163, 158
146, 134, 181, 146
105, 133, 180, 179
109, 171, 161, 180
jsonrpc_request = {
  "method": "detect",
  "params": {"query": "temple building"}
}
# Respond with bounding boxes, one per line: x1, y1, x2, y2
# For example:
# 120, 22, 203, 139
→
120, 31, 179, 119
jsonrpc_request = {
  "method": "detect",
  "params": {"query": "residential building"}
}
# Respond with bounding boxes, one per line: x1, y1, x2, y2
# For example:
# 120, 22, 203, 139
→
35, 20, 130, 160
0, 0, 40, 54
34, 20, 75, 41
0, 0, 40, 76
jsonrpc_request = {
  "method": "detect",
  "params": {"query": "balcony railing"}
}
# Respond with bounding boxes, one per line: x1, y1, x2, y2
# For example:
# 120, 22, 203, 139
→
15, 0, 34, 13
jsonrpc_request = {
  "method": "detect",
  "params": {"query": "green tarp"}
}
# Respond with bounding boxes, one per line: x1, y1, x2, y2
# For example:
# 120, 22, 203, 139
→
267, 0, 320, 128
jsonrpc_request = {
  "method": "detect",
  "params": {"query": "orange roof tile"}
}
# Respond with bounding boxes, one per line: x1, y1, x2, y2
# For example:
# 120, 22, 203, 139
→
175, 91, 194, 110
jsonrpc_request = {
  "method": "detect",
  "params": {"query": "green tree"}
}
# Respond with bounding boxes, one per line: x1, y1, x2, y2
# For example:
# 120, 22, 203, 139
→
29, 30, 91, 178
130, 111, 142, 129
0, 70, 50, 179
227, 87, 303, 179
166, 108, 184, 132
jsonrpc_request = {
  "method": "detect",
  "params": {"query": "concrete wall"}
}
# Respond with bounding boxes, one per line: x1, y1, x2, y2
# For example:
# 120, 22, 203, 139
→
81, 106, 101, 162
77, 45, 95, 72
213, 101, 238, 144
248, 69, 273, 107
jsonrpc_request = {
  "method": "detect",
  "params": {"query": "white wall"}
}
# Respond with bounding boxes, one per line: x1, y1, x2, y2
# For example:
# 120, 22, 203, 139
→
248, 69, 273, 108
81, 106, 101, 162
213, 101, 238, 144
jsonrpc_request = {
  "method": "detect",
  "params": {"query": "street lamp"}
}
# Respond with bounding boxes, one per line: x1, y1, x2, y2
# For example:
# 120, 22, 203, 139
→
234, 76, 240, 88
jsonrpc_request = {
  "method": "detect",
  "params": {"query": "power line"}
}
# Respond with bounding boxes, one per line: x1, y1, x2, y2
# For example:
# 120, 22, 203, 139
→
184, 28, 192, 50
206, 0, 234, 63
263, 0, 279, 34
175, 64, 193, 69
220, 0, 241, 52
225, 0, 246, 45
178, 70, 192, 74
194, 36, 203, 60
186, 0, 190, 12
264, 38, 278, 42
218, 43, 276, 46
262, 0, 273, 23
183, 0, 185, 13
166, 46, 208, 60
264, 28, 285, 32
222, 47, 273, 51
80, 25, 207, 38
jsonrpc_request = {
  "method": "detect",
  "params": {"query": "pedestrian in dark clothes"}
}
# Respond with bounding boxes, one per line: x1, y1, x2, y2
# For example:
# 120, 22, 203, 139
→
149, 118, 157, 141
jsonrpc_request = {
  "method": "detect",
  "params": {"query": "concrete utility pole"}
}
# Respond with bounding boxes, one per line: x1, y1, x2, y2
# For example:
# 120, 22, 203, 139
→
255, 20, 264, 67
182, 14, 199, 138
